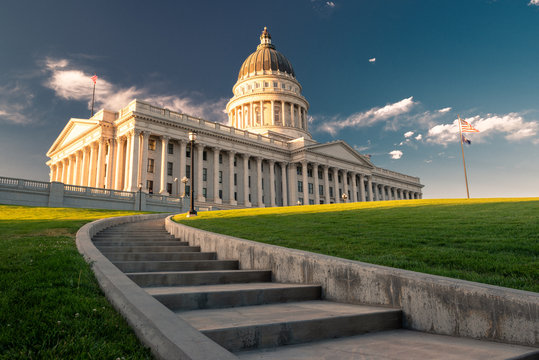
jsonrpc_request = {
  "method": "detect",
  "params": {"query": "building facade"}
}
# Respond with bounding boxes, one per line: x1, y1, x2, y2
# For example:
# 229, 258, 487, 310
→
46, 28, 423, 209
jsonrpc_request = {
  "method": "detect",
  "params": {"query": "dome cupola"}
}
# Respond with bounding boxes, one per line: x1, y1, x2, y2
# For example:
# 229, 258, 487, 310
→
226, 27, 310, 140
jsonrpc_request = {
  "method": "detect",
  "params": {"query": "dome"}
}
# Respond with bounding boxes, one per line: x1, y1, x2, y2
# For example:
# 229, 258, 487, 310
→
238, 27, 295, 80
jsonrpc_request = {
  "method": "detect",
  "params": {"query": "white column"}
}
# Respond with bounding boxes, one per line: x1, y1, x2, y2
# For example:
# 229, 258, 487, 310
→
281, 101, 285, 126
140, 132, 149, 191
81, 147, 89, 186
271, 100, 275, 125
228, 150, 237, 205
243, 154, 251, 207
60, 159, 67, 183
250, 102, 253, 127
290, 103, 294, 127
301, 161, 308, 204
105, 140, 115, 189
66, 156, 73, 184
114, 137, 125, 190
269, 159, 276, 207
196, 144, 204, 201
289, 162, 297, 205
351, 172, 358, 202
359, 174, 366, 202
260, 100, 264, 125
343, 170, 349, 202
333, 168, 340, 203
96, 139, 105, 188
313, 163, 320, 204
213, 147, 221, 204
367, 176, 373, 201
159, 136, 169, 195
281, 162, 288, 206
323, 165, 330, 204
123, 134, 132, 191
179, 140, 187, 195
128, 130, 141, 192
73, 152, 81, 186
256, 157, 264, 207
87, 143, 97, 187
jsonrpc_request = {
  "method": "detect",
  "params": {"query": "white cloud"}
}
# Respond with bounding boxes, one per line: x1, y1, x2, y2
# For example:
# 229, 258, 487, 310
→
389, 150, 403, 159
427, 113, 538, 145
369, 58, 376, 63
529, 0, 539, 5
326, 1, 335, 7
43, 58, 227, 123
318, 96, 417, 135
415, 134, 423, 141
438, 107, 452, 113
404, 131, 414, 138
0, 84, 34, 124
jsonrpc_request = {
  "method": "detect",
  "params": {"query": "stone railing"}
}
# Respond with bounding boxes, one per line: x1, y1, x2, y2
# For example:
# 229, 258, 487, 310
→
373, 167, 421, 185
0, 176, 51, 191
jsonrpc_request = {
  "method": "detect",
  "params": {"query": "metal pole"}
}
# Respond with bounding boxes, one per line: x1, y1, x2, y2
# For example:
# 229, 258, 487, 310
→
458, 115, 470, 199
138, 186, 142, 211
91, 82, 96, 117
188, 140, 197, 216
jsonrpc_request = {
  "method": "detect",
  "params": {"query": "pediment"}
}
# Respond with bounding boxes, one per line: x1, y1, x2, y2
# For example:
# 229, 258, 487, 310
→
47, 118, 99, 156
307, 141, 374, 168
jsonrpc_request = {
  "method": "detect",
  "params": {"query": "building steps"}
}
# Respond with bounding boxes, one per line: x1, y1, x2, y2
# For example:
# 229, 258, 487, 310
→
92, 219, 539, 359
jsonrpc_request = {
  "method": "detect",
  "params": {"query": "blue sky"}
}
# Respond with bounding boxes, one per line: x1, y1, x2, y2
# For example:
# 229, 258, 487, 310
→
1, 0, 538, 198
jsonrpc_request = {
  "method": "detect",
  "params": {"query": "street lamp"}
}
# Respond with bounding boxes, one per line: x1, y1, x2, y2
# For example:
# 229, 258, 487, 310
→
341, 193, 348, 202
187, 131, 197, 217
296, 200, 302, 206
138, 183, 143, 211
181, 176, 188, 212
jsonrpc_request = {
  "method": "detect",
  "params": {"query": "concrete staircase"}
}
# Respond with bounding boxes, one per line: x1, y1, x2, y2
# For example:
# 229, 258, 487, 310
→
92, 219, 539, 359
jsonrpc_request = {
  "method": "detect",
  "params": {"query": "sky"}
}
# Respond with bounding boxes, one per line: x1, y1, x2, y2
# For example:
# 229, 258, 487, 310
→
1, 0, 538, 199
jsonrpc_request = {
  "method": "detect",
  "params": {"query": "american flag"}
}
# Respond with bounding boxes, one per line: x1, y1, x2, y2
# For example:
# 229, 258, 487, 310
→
461, 134, 471, 145
91, 75, 98, 84
459, 118, 479, 133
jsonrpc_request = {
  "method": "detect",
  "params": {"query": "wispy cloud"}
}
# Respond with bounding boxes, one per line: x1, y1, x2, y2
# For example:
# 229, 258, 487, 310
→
529, 0, 539, 6
0, 83, 34, 124
415, 134, 423, 141
317, 96, 417, 136
389, 150, 403, 159
427, 113, 539, 145
404, 131, 414, 138
326, 1, 335, 7
369, 57, 376, 63
438, 107, 452, 113
43, 58, 228, 123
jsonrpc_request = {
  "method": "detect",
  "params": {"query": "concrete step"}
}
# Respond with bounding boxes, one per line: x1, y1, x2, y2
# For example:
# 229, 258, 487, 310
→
112, 259, 239, 273
146, 283, 322, 311
93, 240, 189, 246
103, 252, 217, 262
127, 270, 273, 287
236, 329, 539, 360
96, 245, 201, 253
177, 301, 402, 352
93, 234, 177, 240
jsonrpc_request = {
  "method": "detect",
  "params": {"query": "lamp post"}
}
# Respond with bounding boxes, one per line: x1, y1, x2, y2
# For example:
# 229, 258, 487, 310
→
138, 183, 143, 211
181, 176, 188, 212
187, 131, 197, 217
341, 193, 348, 203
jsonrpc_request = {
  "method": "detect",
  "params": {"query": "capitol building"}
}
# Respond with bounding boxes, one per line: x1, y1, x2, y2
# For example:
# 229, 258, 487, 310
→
46, 28, 423, 209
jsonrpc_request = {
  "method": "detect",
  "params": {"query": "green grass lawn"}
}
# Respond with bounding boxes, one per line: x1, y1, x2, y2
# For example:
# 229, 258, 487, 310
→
0, 205, 153, 359
174, 198, 539, 292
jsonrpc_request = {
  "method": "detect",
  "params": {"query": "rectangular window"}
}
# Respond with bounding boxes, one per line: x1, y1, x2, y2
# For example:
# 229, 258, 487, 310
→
168, 143, 174, 154
202, 188, 207, 197
319, 184, 324, 196
186, 165, 191, 178
281, 83, 286, 89
330, 187, 334, 197
234, 157, 237, 167
318, 169, 323, 180
202, 168, 207, 181
328, 173, 333, 181
219, 171, 223, 184
146, 180, 154, 194
347, 177, 350, 185
307, 168, 313, 177
309, 199, 314, 205
185, 185, 190, 195
297, 180, 303, 193
186, 147, 191, 158
234, 192, 237, 201
234, 173, 237, 186
248, 176, 251, 188
248, 160, 251, 170
297, 166, 302, 175
167, 183, 172, 194
219, 189, 223, 199
320, 199, 325, 204
308, 183, 314, 194
299, 197, 304, 205
249, 194, 251, 202
339, 188, 343, 197
148, 139, 156, 151
203, 151, 207, 161
262, 179, 264, 190
338, 175, 342, 183
147, 158, 154, 173
273, 81, 277, 87
219, 154, 223, 164
167, 162, 173, 176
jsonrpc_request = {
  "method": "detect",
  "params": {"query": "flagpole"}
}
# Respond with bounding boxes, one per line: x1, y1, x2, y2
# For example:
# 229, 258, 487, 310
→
458, 114, 470, 199
90, 80, 96, 117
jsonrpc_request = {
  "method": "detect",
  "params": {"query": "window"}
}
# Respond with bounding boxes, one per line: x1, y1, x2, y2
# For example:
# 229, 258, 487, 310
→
148, 139, 156, 151
147, 158, 154, 173
261, 179, 264, 190
328, 173, 333, 181
168, 143, 174, 154
167, 162, 173, 176
203, 151, 207, 161
219, 189, 223, 199
309, 199, 314, 205
219, 171, 223, 184
249, 194, 251, 202
281, 83, 286, 89
348, 190, 351, 199
297, 180, 303, 193
261, 162, 263, 171
330, 187, 334, 197
255, 82, 259, 88
167, 183, 172, 194
338, 175, 342, 183
319, 185, 324, 196
219, 154, 223, 164
234, 156, 237, 167
202, 168, 207, 181
307, 168, 313, 177
347, 177, 350, 185
186, 147, 191, 158
248, 160, 251, 170
202, 188, 207, 197
308, 183, 314, 194
146, 180, 154, 194
264, 82, 269, 87
299, 197, 304, 205
318, 169, 323, 180
248, 176, 251, 188
320, 199, 325, 204
186, 165, 191, 178
234, 192, 237, 201
185, 185, 190, 195
297, 166, 302, 175
339, 188, 343, 197
234, 173, 237, 186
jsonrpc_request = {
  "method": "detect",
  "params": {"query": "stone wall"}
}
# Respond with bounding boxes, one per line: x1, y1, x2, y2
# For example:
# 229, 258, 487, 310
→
165, 217, 539, 347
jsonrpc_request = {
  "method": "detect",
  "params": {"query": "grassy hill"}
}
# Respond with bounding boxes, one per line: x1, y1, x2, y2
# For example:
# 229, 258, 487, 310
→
174, 198, 539, 292
0, 205, 152, 359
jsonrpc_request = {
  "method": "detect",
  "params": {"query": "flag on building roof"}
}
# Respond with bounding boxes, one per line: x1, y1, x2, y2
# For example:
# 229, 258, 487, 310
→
459, 118, 479, 132
461, 134, 471, 145
91, 75, 98, 84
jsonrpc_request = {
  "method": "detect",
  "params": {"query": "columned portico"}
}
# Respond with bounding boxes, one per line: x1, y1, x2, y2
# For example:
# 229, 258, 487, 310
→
243, 154, 251, 207
323, 165, 330, 204
332, 168, 339, 203
228, 150, 237, 205
313, 163, 320, 204
256, 157, 264, 207
159, 136, 169, 195
280, 162, 288, 206
269, 160, 276, 207
213, 148, 221, 204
